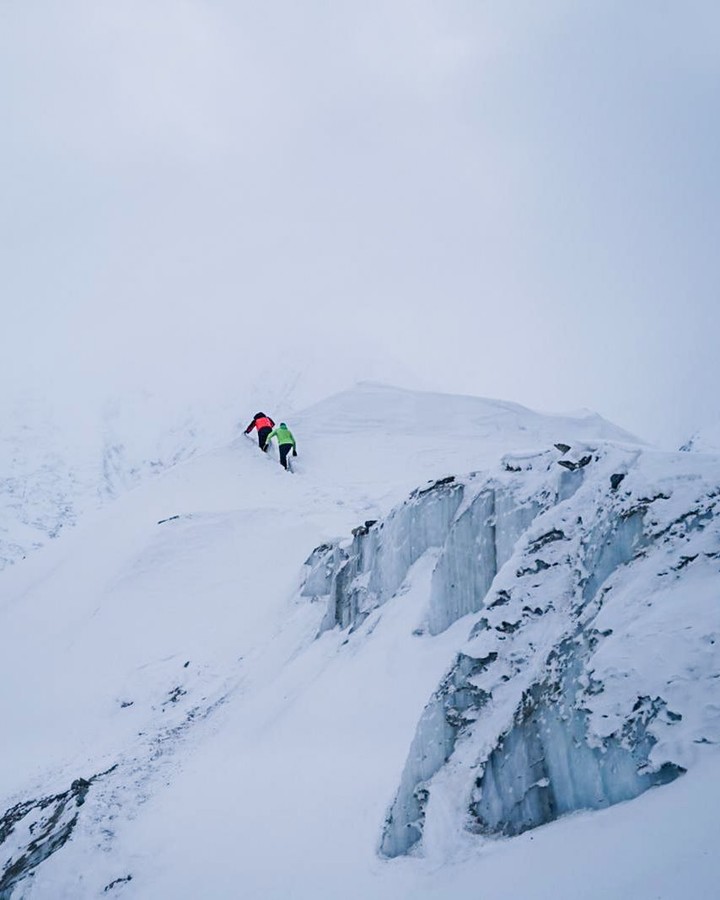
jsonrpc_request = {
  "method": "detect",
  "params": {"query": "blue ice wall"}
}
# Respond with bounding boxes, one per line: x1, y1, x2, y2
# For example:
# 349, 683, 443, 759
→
470, 641, 683, 837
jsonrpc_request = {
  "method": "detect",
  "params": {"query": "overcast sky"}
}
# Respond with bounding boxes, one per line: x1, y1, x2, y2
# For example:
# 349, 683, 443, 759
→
1, 1, 718, 446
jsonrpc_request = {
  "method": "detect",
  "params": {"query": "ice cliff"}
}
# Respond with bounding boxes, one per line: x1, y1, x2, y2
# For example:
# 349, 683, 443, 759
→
302, 442, 720, 855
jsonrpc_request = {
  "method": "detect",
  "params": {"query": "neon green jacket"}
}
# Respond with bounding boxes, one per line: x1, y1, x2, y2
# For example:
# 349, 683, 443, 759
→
266, 423, 296, 447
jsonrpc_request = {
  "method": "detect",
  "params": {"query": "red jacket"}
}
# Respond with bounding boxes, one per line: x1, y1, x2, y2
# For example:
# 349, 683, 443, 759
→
245, 414, 274, 433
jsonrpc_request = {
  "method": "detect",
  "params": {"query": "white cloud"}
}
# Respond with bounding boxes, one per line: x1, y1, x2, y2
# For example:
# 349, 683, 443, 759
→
1, 0, 718, 446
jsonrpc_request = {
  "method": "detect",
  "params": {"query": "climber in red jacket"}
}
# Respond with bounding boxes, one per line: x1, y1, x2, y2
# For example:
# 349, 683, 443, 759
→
244, 412, 276, 451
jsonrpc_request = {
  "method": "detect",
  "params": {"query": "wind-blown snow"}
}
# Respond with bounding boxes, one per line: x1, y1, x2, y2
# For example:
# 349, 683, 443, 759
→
1, 384, 718, 899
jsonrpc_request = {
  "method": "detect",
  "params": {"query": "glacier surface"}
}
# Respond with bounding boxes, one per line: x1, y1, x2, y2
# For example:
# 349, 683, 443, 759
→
301, 441, 720, 857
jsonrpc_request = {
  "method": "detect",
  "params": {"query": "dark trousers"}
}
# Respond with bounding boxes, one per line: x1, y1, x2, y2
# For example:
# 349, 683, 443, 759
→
279, 443, 294, 469
258, 426, 272, 450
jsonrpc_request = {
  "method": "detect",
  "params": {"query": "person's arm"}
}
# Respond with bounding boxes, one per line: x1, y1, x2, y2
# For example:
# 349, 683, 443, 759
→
290, 431, 297, 454
266, 428, 277, 443
244, 418, 256, 434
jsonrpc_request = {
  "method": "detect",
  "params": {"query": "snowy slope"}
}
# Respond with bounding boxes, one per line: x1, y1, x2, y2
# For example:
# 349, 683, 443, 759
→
681, 417, 720, 454
0, 394, 216, 571
0, 359, 421, 571
1, 385, 718, 899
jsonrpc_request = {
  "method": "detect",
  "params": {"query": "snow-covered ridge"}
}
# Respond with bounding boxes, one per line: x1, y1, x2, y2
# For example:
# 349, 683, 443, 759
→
298, 382, 641, 444
0, 382, 637, 573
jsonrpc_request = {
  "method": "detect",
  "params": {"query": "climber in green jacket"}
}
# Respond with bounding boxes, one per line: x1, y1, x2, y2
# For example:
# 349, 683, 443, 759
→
265, 422, 297, 470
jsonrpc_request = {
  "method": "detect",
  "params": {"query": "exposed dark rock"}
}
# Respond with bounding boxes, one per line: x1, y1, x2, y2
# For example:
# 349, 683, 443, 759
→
528, 529, 566, 552
557, 455, 592, 471
522, 606, 544, 617
164, 687, 187, 705
351, 519, 379, 537
0, 767, 116, 897
471, 652, 498, 670
610, 473, 626, 490
516, 559, 552, 577
104, 874, 133, 892
415, 475, 456, 496
306, 542, 333, 560
554, 443, 572, 454
487, 590, 511, 609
